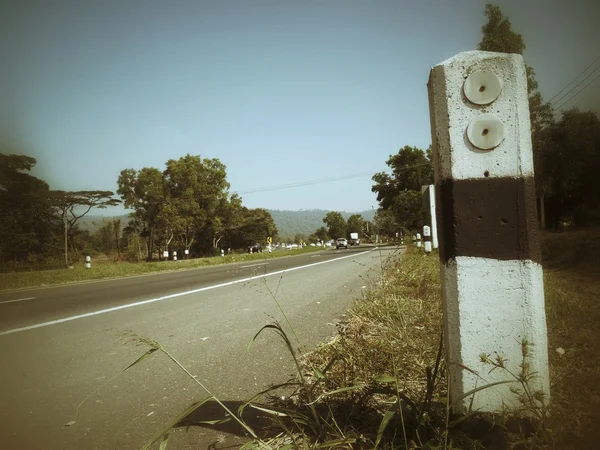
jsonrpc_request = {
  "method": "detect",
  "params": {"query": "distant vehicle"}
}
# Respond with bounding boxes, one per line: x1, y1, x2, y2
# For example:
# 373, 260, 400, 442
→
349, 232, 360, 246
336, 238, 348, 249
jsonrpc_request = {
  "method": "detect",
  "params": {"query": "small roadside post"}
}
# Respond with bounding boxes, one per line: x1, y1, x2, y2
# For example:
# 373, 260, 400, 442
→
423, 226, 432, 254
85, 255, 91, 269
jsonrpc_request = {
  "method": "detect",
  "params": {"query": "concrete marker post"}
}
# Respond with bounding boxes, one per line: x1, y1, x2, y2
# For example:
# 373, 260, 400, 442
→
221, 249, 225, 257
427, 51, 549, 413
85, 255, 91, 269
423, 226, 432, 254
416, 233, 422, 248
428, 184, 439, 249
173, 251, 177, 262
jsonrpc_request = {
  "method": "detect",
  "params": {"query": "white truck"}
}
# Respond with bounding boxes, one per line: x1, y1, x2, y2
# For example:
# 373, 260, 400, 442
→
349, 232, 360, 246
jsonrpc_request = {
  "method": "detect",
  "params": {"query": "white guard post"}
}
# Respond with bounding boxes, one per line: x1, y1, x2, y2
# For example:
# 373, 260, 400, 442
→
428, 51, 549, 413
423, 226, 432, 253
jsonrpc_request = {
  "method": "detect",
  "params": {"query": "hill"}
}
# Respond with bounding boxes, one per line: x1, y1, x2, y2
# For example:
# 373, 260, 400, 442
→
267, 209, 375, 238
77, 209, 376, 239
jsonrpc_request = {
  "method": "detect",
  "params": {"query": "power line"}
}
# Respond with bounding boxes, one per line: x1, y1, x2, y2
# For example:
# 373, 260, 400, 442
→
233, 162, 431, 195
233, 171, 380, 195
548, 54, 600, 104
554, 71, 600, 112
552, 66, 600, 110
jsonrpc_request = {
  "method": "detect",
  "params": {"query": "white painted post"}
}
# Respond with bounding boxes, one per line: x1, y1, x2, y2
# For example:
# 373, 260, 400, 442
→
85, 255, 91, 269
423, 226, 432, 253
428, 51, 549, 413
416, 233, 422, 248
221, 249, 225, 257
185, 249, 189, 259
428, 184, 439, 249
173, 251, 177, 261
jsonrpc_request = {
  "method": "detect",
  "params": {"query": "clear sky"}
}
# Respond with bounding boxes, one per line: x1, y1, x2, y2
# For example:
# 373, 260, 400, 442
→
2, 0, 599, 216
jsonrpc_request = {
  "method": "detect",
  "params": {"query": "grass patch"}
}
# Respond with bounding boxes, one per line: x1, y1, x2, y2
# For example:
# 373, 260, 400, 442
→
0, 245, 325, 291
542, 227, 600, 449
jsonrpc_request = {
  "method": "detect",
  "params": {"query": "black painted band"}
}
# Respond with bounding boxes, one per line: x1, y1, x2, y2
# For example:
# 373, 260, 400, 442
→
423, 236, 431, 242
437, 176, 541, 264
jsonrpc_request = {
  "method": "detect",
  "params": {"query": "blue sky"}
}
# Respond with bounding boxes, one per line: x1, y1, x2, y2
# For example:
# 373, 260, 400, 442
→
2, 0, 599, 215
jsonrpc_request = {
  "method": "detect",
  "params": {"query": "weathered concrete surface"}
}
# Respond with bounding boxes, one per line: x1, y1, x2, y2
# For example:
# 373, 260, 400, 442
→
428, 51, 549, 413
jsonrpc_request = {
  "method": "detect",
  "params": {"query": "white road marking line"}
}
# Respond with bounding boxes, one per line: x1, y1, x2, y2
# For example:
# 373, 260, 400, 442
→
240, 263, 269, 268
0, 297, 35, 305
0, 249, 376, 337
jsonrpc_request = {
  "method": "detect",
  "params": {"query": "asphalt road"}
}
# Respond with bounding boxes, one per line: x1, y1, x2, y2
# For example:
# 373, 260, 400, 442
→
0, 245, 401, 449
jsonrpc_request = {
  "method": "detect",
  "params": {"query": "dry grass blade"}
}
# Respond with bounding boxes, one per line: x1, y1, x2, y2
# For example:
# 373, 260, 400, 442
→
141, 397, 220, 449
375, 408, 396, 448
451, 380, 516, 408
158, 433, 169, 450
123, 347, 158, 372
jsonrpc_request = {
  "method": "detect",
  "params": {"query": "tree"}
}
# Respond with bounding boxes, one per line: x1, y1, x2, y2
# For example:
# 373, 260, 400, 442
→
374, 208, 400, 239
314, 226, 329, 242
52, 190, 120, 265
542, 109, 600, 229
118, 155, 233, 259
210, 193, 244, 250
346, 214, 364, 237
227, 207, 278, 249
117, 167, 165, 260
164, 154, 230, 252
323, 211, 347, 239
371, 146, 433, 231
477, 4, 554, 227
0, 153, 60, 265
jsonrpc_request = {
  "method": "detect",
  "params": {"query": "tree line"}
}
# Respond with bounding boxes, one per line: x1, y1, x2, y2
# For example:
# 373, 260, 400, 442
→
370, 4, 600, 236
0, 152, 277, 269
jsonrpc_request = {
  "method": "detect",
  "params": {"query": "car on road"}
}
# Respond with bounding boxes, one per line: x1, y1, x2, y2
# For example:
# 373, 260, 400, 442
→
336, 238, 348, 249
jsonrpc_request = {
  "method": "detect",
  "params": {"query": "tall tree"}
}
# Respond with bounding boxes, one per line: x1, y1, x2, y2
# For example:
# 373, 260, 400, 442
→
227, 207, 278, 249
314, 226, 329, 242
477, 4, 554, 226
542, 108, 600, 229
346, 214, 364, 236
0, 153, 59, 265
323, 211, 347, 239
371, 146, 433, 231
163, 154, 230, 251
52, 190, 120, 265
117, 167, 166, 260
210, 193, 244, 250
374, 208, 400, 239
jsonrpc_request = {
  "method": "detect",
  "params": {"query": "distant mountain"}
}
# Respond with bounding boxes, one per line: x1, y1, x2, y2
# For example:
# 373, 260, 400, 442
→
78, 209, 375, 239
267, 209, 375, 238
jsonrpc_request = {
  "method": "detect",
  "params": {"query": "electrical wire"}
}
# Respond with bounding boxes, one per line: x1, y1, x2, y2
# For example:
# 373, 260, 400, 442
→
553, 71, 600, 112
232, 162, 431, 195
547, 54, 600, 104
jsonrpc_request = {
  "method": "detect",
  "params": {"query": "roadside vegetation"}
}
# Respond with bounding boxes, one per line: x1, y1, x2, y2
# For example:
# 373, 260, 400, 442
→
0, 245, 327, 292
